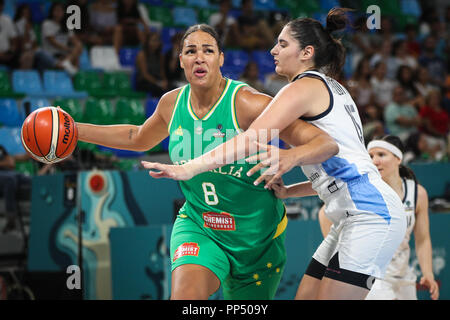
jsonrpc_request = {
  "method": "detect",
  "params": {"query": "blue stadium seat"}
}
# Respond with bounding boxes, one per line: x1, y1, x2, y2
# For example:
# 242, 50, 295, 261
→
0, 99, 23, 127
161, 136, 170, 151
119, 47, 140, 67
251, 50, 275, 75
221, 65, 243, 80
3, 0, 15, 19
253, 0, 277, 11
21, 97, 50, 113
0, 127, 26, 155
146, 97, 159, 118
320, 0, 341, 12
231, 0, 241, 8
140, 0, 164, 4
173, 7, 198, 27
12, 70, 43, 95
223, 50, 249, 69
43, 71, 88, 98
400, 0, 421, 17
80, 47, 93, 70
186, 0, 211, 8
312, 12, 328, 26
161, 27, 184, 53
28, 2, 46, 24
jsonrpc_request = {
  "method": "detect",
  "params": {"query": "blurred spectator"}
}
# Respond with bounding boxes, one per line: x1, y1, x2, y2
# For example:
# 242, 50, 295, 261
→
392, 39, 418, 72
346, 56, 374, 112
37, 147, 117, 174
370, 61, 396, 109
89, 0, 117, 45
404, 24, 421, 58
445, 6, 450, 41
444, 73, 450, 114
239, 61, 267, 94
227, 0, 274, 51
0, 145, 31, 234
164, 31, 186, 89
208, 0, 236, 49
37, 155, 79, 175
428, 20, 447, 57
370, 40, 397, 80
418, 8, 438, 38
41, 2, 83, 75
384, 86, 421, 141
370, 16, 395, 49
270, 11, 290, 41
264, 72, 288, 97
136, 32, 169, 98
13, 3, 37, 69
414, 66, 438, 98
113, 0, 147, 54
396, 65, 423, 107
0, 0, 19, 69
418, 35, 447, 88
350, 16, 375, 70
362, 104, 385, 143
72, 0, 103, 47
404, 131, 443, 163
419, 89, 449, 140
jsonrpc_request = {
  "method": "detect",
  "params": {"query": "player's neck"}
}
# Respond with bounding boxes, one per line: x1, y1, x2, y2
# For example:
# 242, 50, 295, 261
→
384, 174, 403, 199
190, 77, 226, 110
289, 64, 316, 82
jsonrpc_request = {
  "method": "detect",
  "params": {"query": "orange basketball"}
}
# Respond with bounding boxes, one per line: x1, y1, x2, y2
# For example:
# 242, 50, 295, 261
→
21, 106, 78, 164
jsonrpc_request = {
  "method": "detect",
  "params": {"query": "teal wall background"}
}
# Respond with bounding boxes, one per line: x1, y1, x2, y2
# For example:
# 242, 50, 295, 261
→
27, 164, 450, 300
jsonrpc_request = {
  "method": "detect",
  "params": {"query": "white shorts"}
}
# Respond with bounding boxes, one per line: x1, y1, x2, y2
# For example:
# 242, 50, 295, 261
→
366, 278, 417, 300
313, 176, 407, 279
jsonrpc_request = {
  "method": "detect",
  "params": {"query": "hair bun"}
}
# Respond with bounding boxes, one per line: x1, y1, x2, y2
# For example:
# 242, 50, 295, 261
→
326, 8, 351, 34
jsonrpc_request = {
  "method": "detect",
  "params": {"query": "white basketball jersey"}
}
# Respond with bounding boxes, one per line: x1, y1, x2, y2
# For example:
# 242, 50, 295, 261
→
384, 178, 417, 280
294, 71, 386, 223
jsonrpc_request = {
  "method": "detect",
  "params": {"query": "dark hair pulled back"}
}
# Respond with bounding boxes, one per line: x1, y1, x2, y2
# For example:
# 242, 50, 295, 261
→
286, 8, 351, 77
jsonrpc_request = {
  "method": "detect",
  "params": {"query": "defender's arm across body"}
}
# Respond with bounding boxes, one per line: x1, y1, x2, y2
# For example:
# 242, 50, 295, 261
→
141, 81, 338, 180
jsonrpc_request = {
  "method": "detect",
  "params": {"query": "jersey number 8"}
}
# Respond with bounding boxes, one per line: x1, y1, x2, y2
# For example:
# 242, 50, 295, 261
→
202, 182, 219, 205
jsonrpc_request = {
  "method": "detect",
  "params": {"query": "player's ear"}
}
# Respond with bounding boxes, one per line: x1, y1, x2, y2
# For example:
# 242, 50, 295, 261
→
179, 54, 184, 69
301, 45, 315, 61
219, 51, 224, 68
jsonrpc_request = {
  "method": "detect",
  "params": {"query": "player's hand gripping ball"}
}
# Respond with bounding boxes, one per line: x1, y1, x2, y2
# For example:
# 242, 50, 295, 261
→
21, 106, 78, 164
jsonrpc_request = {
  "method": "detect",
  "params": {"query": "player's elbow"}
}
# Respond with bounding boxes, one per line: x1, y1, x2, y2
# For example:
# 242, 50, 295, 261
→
329, 139, 339, 156
129, 126, 150, 151
322, 135, 339, 158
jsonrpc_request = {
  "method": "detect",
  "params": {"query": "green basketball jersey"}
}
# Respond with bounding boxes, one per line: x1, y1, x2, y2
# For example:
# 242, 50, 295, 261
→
167, 78, 286, 250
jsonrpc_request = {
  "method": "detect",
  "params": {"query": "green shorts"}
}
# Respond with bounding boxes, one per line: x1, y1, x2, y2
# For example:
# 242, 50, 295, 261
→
170, 214, 287, 300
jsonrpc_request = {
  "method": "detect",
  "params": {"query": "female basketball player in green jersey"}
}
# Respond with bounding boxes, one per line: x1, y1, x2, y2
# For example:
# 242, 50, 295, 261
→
75, 24, 338, 300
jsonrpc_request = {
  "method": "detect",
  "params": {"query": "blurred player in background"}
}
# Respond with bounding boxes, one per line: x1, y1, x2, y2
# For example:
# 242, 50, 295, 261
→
74, 24, 337, 299
366, 135, 438, 299
315, 135, 439, 300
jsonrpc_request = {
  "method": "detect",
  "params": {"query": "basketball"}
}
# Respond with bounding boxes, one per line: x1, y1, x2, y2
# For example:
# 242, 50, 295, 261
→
21, 106, 78, 164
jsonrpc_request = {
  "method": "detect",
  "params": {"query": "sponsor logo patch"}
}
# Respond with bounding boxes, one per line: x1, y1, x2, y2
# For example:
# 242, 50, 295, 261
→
173, 242, 200, 262
202, 212, 236, 231
174, 125, 183, 136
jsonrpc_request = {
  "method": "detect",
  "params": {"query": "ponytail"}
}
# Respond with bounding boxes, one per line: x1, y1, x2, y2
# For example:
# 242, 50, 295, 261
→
325, 8, 350, 33
399, 164, 418, 183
